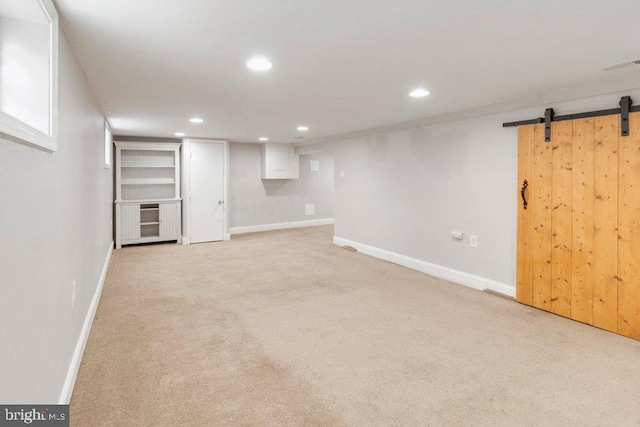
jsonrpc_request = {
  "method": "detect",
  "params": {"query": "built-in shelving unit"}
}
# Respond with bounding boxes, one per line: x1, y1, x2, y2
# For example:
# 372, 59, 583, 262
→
115, 142, 182, 248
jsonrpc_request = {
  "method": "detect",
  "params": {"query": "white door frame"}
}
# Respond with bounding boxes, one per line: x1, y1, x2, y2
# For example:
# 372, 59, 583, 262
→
181, 138, 229, 244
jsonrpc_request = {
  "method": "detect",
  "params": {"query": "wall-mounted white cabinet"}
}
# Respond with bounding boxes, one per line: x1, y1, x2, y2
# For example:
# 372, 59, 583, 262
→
115, 141, 182, 248
261, 143, 299, 179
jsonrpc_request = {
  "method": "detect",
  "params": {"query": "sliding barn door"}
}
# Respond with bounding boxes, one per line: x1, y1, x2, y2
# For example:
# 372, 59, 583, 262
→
516, 112, 640, 340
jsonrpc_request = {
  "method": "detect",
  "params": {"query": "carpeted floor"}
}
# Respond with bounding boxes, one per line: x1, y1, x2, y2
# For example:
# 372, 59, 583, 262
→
71, 225, 640, 426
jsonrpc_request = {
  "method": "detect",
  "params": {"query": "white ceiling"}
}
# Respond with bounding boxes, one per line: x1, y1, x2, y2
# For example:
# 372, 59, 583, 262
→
55, 0, 640, 144
0, 0, 49, 23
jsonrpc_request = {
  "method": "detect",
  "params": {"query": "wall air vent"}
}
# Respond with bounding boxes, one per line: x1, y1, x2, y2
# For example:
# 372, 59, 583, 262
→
601, 60, 640, 72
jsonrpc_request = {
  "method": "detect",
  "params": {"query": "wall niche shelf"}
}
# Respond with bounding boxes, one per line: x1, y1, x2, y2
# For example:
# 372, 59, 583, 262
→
121, 165, 176, 168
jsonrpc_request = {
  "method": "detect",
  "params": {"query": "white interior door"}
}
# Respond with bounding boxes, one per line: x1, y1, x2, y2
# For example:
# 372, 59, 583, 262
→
189, 142, 225, 243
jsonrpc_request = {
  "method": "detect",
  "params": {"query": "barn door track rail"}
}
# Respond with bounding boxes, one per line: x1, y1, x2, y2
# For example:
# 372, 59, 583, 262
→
503, 96, 639, 141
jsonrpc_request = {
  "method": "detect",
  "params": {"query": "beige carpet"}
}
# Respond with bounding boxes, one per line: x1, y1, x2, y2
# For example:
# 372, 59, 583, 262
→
71, 225, 640, 426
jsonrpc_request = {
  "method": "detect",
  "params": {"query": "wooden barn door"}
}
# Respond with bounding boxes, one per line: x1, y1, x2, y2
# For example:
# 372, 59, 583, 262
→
516, 112, 640, 340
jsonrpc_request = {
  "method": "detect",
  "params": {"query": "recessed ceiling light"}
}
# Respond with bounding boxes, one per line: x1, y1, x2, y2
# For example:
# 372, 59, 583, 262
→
297, 126, 309, 131
174, 132, 185, 137
409, 88, 430, 98
189, 117, 204, 123
259, 137, 269, 142
247, 57, 273, 71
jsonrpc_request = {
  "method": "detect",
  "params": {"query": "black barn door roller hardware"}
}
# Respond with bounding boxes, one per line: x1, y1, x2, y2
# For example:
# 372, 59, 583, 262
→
503, 96, 638, 141
544, 108, 554, 142
621, 96, 631, 136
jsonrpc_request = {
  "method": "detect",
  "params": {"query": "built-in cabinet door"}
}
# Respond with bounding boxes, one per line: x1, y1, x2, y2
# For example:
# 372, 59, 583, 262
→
516, 112, 640, 341
159, 202, 180, 238
120, 204, 141, 241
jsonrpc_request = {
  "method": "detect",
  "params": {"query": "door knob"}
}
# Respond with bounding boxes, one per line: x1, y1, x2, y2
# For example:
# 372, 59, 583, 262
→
218, 200, 224, 205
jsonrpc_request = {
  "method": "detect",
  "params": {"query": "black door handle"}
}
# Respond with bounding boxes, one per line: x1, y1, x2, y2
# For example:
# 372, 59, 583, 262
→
521, 179, 528, 210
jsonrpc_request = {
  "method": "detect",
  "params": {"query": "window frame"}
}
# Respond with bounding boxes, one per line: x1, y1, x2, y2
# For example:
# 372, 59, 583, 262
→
0, 0, 59, 152
104, 121, 112, 169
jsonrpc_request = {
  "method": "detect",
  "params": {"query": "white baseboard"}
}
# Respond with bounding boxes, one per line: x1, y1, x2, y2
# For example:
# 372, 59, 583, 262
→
230, 218, 335, 235
333, 236, 515, 298
182, 236, 190, 245
59, 241, 114, 404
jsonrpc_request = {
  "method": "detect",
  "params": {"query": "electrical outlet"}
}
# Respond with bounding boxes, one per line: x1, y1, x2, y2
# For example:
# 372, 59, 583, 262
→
339, 170, 346, 178
470, 235, 478, 248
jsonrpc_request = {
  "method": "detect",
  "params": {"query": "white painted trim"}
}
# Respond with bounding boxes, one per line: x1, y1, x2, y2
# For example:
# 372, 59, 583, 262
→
58, 242, 114, 404
333, 236, 515, 298
223, 141, 230, 241
0, 0, 59, 152
230, 218, 335, 235
113, 141, 181, 150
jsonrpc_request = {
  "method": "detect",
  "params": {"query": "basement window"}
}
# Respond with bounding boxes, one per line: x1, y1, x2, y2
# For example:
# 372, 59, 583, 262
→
105, 121, 112, 169
0, 0, 59, 152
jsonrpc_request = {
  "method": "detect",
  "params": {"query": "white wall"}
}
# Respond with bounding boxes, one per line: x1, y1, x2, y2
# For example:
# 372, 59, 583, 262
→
229, 143, 334, 229
0, 29, 111, 403
305, 89, 640, 293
